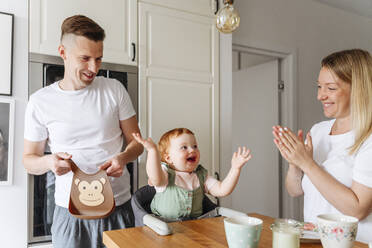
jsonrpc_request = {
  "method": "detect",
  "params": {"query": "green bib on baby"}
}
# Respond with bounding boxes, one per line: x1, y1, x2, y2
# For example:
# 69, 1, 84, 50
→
150, 163, 207, 219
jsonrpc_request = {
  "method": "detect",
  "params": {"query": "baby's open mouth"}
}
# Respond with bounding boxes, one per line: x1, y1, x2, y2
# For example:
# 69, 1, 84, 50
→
187, 156, 196, 162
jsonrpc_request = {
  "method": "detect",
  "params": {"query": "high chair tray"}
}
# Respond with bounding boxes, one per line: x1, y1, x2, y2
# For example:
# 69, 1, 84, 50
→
143, 207, 247, 236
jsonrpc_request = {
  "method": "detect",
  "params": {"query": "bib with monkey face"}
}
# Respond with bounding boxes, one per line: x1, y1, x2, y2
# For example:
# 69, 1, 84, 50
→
68, 160, 115, 219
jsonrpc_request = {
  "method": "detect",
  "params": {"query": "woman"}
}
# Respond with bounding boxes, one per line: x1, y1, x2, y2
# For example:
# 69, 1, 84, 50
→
273, 49, 372, 243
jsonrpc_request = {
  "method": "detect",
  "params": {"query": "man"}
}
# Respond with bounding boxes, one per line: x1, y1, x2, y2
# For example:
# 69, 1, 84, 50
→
23, 15, 143, 247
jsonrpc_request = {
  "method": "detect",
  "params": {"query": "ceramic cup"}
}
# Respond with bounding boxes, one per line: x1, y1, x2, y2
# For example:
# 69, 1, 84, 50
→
224, 216, 263, 248
317, 214, 358, 248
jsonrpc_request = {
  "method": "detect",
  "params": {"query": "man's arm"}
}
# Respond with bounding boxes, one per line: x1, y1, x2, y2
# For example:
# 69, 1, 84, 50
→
99, 116, 144, 177
23, 139, 72, 175
119, 116, 144, 164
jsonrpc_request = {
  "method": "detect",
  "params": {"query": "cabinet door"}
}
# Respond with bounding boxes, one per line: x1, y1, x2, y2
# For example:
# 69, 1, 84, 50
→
138, 2, 219, 187
29, 0, 137, 65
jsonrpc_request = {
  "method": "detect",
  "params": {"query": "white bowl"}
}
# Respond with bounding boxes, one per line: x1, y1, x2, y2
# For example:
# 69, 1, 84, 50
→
317, 214, 358, 248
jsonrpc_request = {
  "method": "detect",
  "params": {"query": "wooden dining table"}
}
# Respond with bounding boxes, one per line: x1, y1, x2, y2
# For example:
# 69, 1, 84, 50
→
103, 213, 368, 247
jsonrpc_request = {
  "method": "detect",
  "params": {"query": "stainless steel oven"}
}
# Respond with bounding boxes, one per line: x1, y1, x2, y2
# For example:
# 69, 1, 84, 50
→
28, 53, 139, 244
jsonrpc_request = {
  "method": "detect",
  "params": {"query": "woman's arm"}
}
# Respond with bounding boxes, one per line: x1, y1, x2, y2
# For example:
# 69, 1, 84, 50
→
285, 163, 304, 197
132, 133, 167, 187
273, 126, 304, 197
208, 147, 251, 197
277, 126, 372, 220
303, 161, 372, 220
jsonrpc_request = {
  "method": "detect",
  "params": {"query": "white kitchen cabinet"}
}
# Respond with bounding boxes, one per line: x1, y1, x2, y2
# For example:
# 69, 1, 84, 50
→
138, 1, 219, 186
29, 0, 137, 65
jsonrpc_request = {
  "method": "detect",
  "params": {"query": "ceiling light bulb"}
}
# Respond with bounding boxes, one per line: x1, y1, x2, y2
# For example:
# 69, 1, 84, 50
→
216, 0, 240, 34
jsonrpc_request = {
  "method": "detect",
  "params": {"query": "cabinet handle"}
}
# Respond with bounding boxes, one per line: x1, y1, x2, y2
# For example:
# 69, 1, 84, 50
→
131, 42, 136, 62
214, 172, 220, 206
214, 0, 219, 15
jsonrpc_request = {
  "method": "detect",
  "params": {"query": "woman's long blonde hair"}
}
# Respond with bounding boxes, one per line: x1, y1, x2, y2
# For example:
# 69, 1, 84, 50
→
321, 49, 372, 154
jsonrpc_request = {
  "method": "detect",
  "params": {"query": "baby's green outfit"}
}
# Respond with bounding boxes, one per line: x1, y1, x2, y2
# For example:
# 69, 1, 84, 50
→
150, 162, 208, 220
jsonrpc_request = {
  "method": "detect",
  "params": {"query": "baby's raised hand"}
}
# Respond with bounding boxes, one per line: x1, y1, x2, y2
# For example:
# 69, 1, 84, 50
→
132, 133, 157, 151
231, 146, 252, 170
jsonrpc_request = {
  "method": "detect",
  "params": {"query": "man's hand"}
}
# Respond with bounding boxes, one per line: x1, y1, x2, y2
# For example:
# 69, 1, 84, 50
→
48, 152, 73, 176
99, 154, 127, 177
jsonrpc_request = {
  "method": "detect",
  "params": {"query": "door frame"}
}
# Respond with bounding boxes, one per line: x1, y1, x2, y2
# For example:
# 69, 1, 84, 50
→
232, 43, 298, 135
220, 41, 300, 219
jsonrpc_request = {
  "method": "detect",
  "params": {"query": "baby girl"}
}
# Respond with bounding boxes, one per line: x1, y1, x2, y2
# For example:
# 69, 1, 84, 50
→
132, 128, 251, 220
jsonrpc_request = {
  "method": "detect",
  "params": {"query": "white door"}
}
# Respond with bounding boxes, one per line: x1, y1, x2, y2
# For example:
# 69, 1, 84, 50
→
231, 59, 280, 217
138, 2, 219, 187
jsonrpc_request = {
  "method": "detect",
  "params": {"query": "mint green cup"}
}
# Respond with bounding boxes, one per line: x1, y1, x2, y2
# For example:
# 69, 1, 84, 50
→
224, 216, 263, 248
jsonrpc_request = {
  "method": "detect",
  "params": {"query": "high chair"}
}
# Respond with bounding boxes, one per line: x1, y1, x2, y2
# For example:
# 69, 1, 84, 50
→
131, 185, 247, 235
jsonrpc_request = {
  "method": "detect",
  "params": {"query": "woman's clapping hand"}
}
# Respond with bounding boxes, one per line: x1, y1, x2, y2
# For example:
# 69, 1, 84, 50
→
272, 125, 314, 170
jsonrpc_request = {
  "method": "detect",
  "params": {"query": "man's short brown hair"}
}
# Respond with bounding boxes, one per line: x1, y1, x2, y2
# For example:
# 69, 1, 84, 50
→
61, 15, 105, 42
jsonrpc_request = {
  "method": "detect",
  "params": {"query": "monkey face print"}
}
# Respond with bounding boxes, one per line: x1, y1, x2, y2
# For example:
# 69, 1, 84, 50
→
68, 160, 115, 219
75, 177, 106, 207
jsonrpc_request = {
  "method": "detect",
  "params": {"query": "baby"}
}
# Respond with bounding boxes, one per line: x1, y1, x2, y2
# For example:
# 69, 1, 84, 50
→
132, 128, 251, 220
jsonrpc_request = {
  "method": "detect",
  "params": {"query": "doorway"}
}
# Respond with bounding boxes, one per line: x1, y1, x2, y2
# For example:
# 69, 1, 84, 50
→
230, 44, 301, 219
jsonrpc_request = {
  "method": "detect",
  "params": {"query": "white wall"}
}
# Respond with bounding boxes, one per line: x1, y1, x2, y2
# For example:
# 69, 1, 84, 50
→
219, 31, 233, 208
0, 0, 28, 247
232, 51, 274, 71
233, 0, 372, 131
220, 0, 372, 218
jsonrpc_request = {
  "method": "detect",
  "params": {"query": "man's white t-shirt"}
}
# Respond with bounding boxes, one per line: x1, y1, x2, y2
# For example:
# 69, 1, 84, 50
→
302, 119, 372, 243
24, 77, 136, 208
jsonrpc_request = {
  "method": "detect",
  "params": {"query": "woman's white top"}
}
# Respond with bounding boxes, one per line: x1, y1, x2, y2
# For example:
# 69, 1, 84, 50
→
302, 119, 372, 243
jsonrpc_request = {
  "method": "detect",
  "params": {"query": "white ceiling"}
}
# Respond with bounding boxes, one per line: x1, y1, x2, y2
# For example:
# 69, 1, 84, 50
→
314, 0, 372, 19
